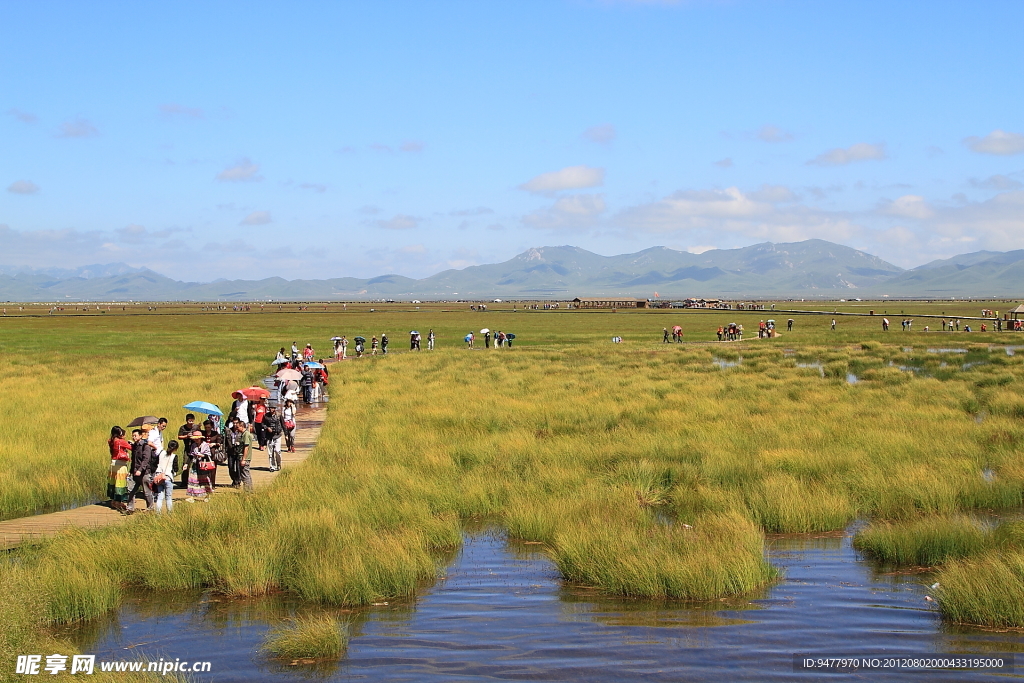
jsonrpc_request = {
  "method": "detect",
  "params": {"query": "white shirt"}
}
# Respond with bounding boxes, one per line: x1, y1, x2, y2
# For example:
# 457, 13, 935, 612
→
148, 427, 164, 451
235, 399, 249, 423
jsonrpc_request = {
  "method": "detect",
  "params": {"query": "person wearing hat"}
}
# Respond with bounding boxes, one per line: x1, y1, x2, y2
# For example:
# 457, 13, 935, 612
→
186, 430, 215, 502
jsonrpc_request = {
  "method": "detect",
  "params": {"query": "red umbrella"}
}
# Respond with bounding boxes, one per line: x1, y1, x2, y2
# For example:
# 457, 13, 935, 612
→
233, 386, 270, 400
275, 368, 302, 381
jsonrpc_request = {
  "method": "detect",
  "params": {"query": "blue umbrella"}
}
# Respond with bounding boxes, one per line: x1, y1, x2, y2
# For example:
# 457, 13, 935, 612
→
305, 361, 325, 369
182, 401, 223, 416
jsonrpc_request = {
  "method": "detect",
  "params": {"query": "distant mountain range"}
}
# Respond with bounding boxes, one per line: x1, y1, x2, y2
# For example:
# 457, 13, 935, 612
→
2, 240, 1023, 301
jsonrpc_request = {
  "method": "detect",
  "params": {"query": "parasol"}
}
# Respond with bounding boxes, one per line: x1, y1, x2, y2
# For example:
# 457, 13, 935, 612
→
127, 415, 158, 427
275, 369, 302, 381
233, 386, 270, 400
480, 328, 490, 334
182, 401, 223, 416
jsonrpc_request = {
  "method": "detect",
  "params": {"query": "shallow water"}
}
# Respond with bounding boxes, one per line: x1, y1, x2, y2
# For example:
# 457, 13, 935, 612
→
712, 356, 741, 369
63, 529, 1024, 682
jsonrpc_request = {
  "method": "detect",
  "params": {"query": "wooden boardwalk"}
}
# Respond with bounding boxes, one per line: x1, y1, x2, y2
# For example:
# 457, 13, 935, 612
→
0, 404, 327, 550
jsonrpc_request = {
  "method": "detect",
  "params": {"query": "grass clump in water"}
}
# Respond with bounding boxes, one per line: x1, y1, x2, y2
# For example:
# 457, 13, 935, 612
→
936, 551, 1024, 628
853, 515, 989, 566
263, 614, 348, 661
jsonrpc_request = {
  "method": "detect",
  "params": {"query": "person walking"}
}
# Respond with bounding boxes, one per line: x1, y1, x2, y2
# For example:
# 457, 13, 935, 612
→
303, 343, 315, 362
370, 336, 379, 356
264, 404, 283, 471
153, 440, 179, 513
106, 426, 132, 511
291, 342, 299, 361
148, 417, 168, 452
203, 419, 224, 487
282, 399, 297, 453
787, 319, 794, 332
428, 329, 435, 350
340, 335, 348, 359
275, 347, 287, 365
126, 427, 157, 514
177, 413, 197, 489
485, 330, 491, 348
334, 338, 342, 360
231, 417, 255, 492
186, 431, 215, 502
253, 396, 268, 450
831, 319, 836, 331
882, 318, 890, 331
381, 332, 389, 355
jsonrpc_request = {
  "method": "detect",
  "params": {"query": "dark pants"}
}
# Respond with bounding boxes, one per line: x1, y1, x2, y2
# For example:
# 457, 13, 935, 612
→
284, 426, 295, 451
227, 450, 242, 485
127, 473, 153, 511
179, 456, 192, 488
254, 422, 267, 448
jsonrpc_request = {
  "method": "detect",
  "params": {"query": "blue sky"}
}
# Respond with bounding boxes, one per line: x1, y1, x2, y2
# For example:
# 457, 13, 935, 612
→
2, 0, 1023, 281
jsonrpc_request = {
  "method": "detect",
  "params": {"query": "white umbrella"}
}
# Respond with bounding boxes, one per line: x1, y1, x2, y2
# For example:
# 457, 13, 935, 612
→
480, 328, 490, 334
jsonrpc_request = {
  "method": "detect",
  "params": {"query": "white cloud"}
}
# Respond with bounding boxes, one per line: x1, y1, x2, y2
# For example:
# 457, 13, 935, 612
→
523, 193, 606, 230
756, 125, 794, 143
519, 165, 605, 195
583, 124, 616, 144
56, 117, 99, 138
686, 245, 717, 254
969, 174, 1023, 191
7, 180, 39, 195
808, 143, 887, 166
240, 211, 272, 226
372, 214, 419, 230
878, 195, 933, 220
159, 103, 204, 119
964, 130, 1024, 156
217, 158, 263, 182
614, 186, 859, 243
6, 108, 37, 124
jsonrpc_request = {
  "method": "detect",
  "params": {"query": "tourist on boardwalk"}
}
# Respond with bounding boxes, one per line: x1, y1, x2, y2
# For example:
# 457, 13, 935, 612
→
153, 440, 179, 513
355, 337, 365, 357
485, 330, 491, 348
186, 431, 215, 502
229, 392, 252, 426
301, 365, 314, 403
126, 427, 157, 514
291, 342, 299, 361
428, 329, 435, 350
334, 338, 342, 360
264, 404, 283, 471
231, 417, 255, 491
177, 413, 197, 488
253, 396, 268, 449
663, 327, 669, 343
673, 325, 683, 342
106, 426, 131, 511
148, 417, 168, 452
282, 399, 297, 452
716, 326, 723, 341
303, 343, 315, 361
340, 336, 348, 359
275, 348, 287, 365
882, 318, 890, 331
203, 419, 225, 487
370, 336, 379, 355
788, 319, 794, 332
381, 333, 389, 355
831, 319, 836, 330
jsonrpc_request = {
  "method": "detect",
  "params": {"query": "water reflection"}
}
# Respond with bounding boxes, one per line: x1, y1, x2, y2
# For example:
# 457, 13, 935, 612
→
61, 528, 1024, 682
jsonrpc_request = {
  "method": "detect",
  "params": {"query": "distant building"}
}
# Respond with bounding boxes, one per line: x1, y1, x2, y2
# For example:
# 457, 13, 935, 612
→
572, 297, 648, 309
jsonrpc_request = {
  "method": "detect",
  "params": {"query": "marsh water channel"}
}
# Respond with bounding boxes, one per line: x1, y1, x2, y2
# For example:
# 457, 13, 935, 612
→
61, 525, 1024, 682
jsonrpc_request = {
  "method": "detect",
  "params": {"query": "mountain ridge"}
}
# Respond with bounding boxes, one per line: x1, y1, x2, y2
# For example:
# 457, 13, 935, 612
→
3, 240, 1024, 301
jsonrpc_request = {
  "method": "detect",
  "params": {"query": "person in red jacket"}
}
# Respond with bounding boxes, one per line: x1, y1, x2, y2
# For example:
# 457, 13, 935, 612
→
106, 426, 131, 511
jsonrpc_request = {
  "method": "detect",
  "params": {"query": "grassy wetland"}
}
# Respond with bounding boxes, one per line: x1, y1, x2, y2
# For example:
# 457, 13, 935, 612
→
4, 299, 1024, 672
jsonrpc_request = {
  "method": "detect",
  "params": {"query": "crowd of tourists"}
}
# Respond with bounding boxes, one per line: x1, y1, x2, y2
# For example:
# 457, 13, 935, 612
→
104, 347, 315, 515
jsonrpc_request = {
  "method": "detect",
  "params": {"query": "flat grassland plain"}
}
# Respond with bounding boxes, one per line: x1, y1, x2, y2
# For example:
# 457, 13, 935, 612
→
3, 300, 1024, 675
